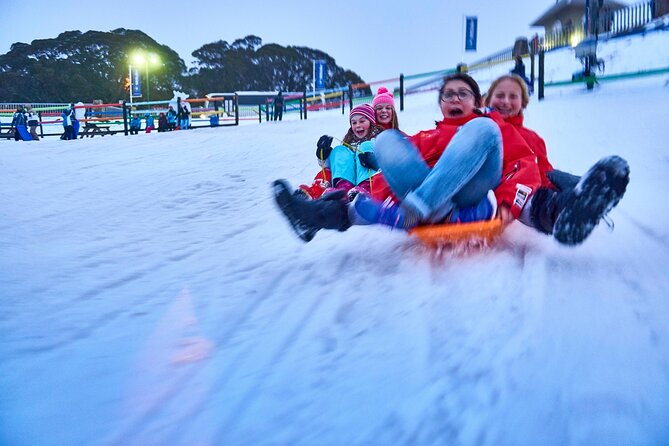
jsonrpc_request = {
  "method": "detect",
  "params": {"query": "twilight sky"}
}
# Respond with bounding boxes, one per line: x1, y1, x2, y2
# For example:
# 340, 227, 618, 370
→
0, 0, 636, 83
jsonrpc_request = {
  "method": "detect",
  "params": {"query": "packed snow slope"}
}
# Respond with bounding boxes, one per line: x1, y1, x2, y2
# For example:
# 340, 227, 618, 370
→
2, 49, 669, 446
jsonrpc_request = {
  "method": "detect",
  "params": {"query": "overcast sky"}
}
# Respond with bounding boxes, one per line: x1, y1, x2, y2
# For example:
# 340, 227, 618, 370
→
0, 0, 637, 83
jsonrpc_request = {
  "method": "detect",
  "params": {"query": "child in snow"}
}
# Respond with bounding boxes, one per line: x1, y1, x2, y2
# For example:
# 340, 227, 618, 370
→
298, 89, 402, 200
26, 105, 40, 141
179, 104, 190, 130
145, 113, 155, 133
166, 106, 177, 131
129, 114, 141, 135
297, 104, 383, 200
158, 112, 168, 132
484, 74, 629, 245
372, 87, 401, 131
273, 73, 542, 242
61, 107, 76, 140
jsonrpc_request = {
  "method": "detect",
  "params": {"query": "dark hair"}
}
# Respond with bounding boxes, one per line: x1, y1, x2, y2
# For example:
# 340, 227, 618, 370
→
440, 73, 482, 107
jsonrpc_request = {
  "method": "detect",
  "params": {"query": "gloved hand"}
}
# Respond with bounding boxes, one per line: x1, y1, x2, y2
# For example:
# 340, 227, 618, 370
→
358, 152, 379, 170
316, 135, 333, 160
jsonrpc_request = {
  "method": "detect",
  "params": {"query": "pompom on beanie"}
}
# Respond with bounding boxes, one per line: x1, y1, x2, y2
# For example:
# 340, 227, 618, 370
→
349, 104, 376, 125
372, 87, 395, 108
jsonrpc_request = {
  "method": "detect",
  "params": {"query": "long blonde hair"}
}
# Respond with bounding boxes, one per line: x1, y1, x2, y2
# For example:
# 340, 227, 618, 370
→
484, 74, 530, 110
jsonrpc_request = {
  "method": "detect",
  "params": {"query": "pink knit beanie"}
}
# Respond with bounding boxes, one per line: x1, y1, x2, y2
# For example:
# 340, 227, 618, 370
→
372, 87, 395, 108
349, 104, 376, 125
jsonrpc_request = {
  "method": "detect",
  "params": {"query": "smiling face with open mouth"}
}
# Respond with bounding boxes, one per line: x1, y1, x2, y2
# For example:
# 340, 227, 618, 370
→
489, 78, 524, 118
350, 115, 372, 139
374, 104, 394, 126
439, 80, 477, 118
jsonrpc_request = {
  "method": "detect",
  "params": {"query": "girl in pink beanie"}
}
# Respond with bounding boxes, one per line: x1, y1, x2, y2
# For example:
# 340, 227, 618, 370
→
372, 87, 400, 131
297, 104, 383, 200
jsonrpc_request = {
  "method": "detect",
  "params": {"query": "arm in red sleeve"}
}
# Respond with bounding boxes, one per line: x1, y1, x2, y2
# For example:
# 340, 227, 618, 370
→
494, 125, 542, 219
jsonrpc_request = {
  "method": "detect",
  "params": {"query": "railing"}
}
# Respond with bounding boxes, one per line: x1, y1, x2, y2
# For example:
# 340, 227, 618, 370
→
607, 0, 655, 34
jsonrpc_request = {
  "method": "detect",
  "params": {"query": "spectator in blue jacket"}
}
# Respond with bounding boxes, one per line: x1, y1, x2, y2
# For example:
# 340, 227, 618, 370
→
11, 106, 29, 141
60, 108, 76, 140
167, 105, 177, 130
145, 113, 155, 133
129, 114, 141, 135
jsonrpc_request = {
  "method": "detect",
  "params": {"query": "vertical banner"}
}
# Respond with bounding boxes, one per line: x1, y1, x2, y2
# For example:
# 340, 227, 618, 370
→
314, 59, 326, 90
465, 16, 478, 52
131, 67, 142, 97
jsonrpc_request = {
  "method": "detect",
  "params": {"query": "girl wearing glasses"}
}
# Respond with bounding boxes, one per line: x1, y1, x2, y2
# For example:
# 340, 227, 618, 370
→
485, 74, 629, 245
272, 73, 542, 241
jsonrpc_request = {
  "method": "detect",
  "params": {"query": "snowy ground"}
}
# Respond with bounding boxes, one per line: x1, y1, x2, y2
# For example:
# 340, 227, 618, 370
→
2, 35, 669, 446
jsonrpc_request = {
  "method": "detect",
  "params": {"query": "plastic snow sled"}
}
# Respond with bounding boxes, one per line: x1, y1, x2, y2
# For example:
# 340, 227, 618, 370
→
409, 217, 504, 247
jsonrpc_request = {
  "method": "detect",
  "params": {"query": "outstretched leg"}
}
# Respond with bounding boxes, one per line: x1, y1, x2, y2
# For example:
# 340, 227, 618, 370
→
377, 119, 502, 223
273, 180, 351, 242
553, 155, 629, 245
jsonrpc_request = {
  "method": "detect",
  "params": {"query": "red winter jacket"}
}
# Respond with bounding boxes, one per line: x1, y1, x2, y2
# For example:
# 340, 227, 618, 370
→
373, 111, 541, 219
505, 114, 554, 188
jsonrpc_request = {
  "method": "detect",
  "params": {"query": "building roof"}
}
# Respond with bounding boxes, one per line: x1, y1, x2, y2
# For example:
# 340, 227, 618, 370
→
531, 0, 627, 27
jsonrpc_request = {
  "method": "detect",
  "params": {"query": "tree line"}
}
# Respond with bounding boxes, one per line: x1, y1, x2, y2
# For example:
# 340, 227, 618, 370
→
0, 30, 365, 103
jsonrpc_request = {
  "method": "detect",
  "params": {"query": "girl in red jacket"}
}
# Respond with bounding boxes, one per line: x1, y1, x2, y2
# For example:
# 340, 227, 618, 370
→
273, 74, 542, 241
485, 74, 629, 245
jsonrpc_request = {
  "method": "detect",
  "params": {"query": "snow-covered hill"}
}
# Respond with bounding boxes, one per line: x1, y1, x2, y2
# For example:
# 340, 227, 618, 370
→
1, 33, 669, 446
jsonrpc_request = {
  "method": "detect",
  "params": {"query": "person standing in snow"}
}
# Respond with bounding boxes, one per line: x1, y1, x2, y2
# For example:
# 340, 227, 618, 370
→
510, 56, 532, 94
484, 74, 629, 245
179, 103, 190, 130
11, 106, 28, 141
273, 73, 542, 242
26, 105, 40, 140
74, 102, 85, 138
273, 91, 284, 121
166, 105, 177, 131
61, 107, 76, 140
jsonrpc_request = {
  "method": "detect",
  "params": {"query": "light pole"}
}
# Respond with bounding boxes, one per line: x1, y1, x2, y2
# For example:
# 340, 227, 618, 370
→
147, 53, 160, 103
130, 51, 160, 103
129, 63, 133, 106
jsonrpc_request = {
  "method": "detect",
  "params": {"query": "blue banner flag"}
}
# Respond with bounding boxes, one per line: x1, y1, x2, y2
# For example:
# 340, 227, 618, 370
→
131, 67, 142, 97
315, 60, 326, 90
465, 16, 478, 52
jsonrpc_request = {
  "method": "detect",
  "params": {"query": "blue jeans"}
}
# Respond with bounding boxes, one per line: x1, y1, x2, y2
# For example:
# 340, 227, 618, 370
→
375, 118, 502, 223
329, 140, 377, 186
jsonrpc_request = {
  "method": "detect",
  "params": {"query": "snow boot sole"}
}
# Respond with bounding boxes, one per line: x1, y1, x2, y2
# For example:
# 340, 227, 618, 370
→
553, 156, 630, 245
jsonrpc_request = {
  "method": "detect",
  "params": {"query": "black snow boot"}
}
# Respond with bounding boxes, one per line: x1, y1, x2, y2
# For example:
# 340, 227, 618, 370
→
553, 155, 629, 245
272, 179, 352, 242
529, 187, 570, 235
546, 169, 580, 191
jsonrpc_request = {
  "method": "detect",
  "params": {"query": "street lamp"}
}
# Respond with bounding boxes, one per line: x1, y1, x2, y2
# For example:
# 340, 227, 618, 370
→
129, 51, 161, 103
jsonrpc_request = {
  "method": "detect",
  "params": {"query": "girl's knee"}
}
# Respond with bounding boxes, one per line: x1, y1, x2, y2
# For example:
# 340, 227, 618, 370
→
467, 117, 500, 137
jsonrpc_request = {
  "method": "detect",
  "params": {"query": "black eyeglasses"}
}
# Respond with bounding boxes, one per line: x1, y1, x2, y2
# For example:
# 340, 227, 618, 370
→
440, 89, 474, 102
